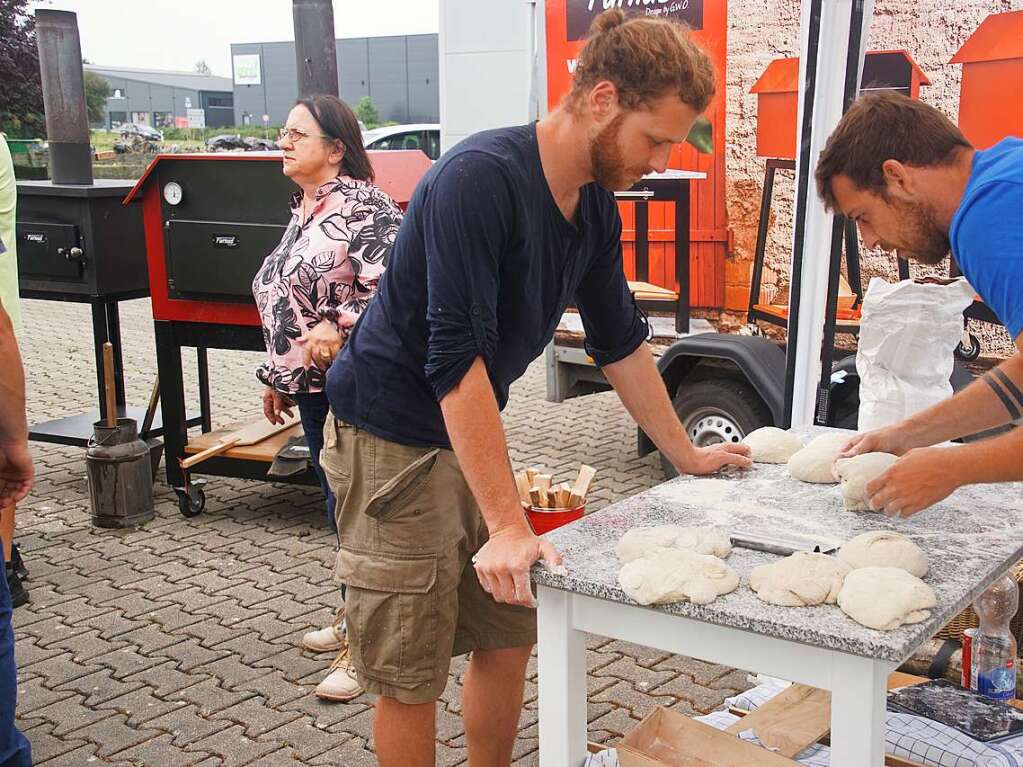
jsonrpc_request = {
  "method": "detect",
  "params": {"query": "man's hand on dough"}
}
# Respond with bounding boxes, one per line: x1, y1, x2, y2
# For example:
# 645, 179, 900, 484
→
865, 446, 961, 518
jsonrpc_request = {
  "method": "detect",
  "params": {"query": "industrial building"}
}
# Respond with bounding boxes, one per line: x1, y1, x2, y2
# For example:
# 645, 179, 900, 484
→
84, 64, 235, 129
230, 34, 438, 127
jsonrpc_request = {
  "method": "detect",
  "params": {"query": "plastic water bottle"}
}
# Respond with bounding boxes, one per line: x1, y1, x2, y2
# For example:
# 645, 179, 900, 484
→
972, 574, 1019, 702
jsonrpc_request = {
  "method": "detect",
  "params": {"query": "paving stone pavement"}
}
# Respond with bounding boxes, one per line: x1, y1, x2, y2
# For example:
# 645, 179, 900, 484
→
13, 297, 751, 766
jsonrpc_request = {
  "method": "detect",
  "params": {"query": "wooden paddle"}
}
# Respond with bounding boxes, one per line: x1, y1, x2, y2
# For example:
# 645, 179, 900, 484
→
102, 342, 117, 428
179, 412, 299, 469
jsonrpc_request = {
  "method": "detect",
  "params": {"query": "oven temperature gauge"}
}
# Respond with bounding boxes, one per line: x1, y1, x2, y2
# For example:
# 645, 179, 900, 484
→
163, 182, 183, 206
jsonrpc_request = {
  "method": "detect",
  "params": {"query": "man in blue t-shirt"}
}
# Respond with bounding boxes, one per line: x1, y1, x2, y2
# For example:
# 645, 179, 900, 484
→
815, 92, 1023, 518
319, 10, 751, 767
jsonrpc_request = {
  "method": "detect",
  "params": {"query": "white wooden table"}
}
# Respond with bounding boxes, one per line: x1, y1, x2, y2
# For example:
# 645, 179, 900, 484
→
531, 428, 1023, 766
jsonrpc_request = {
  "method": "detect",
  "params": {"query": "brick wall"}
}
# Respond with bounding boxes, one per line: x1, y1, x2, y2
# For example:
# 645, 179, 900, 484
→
723, 0, 1021, 357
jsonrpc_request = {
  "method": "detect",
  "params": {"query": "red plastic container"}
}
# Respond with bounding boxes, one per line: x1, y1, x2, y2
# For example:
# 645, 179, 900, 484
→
527, 504, 585, 535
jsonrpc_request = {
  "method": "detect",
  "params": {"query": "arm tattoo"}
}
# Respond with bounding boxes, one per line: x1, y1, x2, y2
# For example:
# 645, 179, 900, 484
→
983, 369, 1023, 421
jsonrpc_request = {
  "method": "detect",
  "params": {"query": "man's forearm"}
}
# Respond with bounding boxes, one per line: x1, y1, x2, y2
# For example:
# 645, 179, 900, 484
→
952, 425, 1023, 486
440, 357, 530, 536
0, 305, 27, 444
602, 343, 695, 470
903, 349, 1023, 446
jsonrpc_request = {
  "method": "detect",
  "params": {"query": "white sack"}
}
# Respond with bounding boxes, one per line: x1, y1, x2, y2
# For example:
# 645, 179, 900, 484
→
856, 277, 975, 431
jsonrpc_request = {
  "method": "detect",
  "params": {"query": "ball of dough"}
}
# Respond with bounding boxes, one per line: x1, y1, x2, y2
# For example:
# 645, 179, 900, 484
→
787, 432, 851, 483
837, 530, 928, 578
749, 551, 852, 606
618, 548, 740, 606
616, 525, 731, 564
837, 566, 936, 631
833, 453, 898, 511
742, 427, 805, 464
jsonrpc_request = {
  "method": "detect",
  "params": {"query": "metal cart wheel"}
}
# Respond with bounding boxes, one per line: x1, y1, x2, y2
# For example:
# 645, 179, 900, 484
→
174, 485, 206, 517
955, 333, 981, 362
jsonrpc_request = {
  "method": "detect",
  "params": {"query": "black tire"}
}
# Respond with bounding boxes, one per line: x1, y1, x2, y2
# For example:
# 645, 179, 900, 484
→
177, 488, 205, 517
955, 333, 981, 362
660, 378, 772, 479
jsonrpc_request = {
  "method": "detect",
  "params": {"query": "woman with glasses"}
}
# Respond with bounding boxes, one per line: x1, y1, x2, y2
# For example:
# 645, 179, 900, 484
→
252, 93, 402, 704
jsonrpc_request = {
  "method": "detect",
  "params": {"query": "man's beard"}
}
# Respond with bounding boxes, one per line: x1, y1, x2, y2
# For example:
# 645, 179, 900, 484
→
890, 198, 951, 267
589, 114, 641, 191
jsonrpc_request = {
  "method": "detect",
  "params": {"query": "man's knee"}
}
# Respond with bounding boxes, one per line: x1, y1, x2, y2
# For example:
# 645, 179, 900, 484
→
471, 643, 534, 668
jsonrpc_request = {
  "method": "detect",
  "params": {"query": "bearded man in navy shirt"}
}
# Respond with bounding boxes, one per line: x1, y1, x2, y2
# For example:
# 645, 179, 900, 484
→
319, 10, 751, 765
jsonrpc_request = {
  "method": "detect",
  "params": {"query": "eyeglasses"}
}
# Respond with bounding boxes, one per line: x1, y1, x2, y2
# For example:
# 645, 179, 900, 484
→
278, 127, 331, 143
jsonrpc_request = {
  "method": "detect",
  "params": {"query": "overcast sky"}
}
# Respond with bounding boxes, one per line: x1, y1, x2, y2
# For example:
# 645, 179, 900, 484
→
27, 0, 440, 77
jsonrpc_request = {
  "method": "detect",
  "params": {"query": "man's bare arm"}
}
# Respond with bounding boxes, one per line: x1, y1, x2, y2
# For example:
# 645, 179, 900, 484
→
440, 357, 560, 607
602, 343, 751, 475
848, 334, 1023, 456
0, 299, 32, 506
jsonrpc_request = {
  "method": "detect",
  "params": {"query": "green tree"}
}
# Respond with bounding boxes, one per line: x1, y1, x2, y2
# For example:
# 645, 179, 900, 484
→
354, 96, 380, 129
193, 59, 211, 76
0, 0, 45, 137
84, 70, 110, 125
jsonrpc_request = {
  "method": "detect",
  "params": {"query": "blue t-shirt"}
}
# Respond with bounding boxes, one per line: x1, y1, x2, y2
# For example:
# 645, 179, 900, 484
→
326, 123, 648, 448
950, 137, 1023, 342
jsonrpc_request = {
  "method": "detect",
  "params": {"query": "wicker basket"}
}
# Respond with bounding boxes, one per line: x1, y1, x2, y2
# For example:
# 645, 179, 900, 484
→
933, 559, 1023, 646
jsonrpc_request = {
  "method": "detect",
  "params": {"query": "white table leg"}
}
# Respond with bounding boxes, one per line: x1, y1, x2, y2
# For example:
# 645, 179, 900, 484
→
537, 585, 588, 767
829, 653, 889, 767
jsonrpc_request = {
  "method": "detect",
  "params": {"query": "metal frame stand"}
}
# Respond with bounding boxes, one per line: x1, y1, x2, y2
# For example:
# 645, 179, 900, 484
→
154, 319, 318, 516
23, 289, 206, 446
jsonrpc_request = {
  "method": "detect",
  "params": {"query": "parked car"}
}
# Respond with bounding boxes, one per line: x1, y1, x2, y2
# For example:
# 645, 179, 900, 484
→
119, 122, 163, 142
362, 123, 440, 160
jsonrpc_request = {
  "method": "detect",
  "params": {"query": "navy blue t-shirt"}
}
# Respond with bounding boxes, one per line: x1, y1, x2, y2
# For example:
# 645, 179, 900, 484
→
950, 137, 1023, 342
326, 123, 648, 448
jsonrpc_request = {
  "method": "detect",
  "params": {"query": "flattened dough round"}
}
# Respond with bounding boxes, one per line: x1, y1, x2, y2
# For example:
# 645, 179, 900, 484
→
743, 427, 805, 464
749, 551, 852, 606
837, 530, 928, 578
837, 566, 936, 631
616, 525, 732, 564
787, 432, 851, 483
833, 453, 897, 511
618, 549, 740, 606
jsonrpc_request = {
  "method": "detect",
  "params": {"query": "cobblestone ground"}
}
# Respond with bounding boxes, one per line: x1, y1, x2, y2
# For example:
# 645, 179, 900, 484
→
13, 297, 750, 766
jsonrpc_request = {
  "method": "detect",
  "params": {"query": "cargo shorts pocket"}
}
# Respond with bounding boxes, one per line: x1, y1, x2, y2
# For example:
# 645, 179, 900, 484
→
365, 448, 440, 522
338, 548, 442, 686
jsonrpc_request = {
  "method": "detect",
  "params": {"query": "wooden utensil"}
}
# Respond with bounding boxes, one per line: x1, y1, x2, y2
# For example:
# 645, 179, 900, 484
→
102, 342, 117, 428
179, 412, 299, 469
724, 683, 831, 758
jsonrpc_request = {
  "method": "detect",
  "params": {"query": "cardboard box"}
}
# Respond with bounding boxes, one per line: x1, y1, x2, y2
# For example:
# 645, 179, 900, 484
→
617, 707, 800, 767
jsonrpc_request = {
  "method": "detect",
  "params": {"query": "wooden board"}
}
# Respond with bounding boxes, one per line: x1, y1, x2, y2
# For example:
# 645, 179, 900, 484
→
184, 422, 303, 464
724, 684, 830, 758
629, 280, 680, 302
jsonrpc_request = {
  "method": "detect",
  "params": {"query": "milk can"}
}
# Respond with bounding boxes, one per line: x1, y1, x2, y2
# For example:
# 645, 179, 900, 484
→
86, 418, 155, 528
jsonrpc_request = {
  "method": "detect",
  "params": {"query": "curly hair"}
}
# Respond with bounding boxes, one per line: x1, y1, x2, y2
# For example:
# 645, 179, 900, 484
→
567, 9, 715, 113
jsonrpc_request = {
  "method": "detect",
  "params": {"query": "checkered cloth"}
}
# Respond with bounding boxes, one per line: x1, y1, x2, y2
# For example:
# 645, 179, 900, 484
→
583, 682, 1023, 767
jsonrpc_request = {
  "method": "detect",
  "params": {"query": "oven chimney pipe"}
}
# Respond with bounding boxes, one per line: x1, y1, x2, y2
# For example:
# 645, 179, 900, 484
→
35, 9, 93, 185
293, 0, 339, 98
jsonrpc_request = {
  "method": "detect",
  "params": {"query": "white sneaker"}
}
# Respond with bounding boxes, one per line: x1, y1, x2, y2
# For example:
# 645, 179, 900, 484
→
302, 608, 346, 653
314, 645, 364, 702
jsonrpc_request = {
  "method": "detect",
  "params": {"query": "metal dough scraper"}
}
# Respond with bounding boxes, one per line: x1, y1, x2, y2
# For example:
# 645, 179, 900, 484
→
730, 530, 840, 557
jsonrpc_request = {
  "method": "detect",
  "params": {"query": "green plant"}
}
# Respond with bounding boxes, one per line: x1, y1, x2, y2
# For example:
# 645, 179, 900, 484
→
84, 70, 110, 125
354, 96, 381, 129
0, 0, 44, 137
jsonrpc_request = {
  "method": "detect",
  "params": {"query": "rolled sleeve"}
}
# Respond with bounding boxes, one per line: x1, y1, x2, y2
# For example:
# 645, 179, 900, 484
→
575, 206, 649, 367
421, 152, 512, 401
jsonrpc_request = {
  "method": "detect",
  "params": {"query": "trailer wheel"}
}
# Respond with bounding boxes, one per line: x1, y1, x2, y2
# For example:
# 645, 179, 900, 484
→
175, 487, 206, 517
661, 379, 772, 478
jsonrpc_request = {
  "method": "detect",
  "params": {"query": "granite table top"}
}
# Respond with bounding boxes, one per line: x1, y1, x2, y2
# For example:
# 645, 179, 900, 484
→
531, 427, 1023, 663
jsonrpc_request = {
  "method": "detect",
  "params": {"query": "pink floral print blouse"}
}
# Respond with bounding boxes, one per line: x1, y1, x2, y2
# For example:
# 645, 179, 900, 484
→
252, 175, 402, 394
